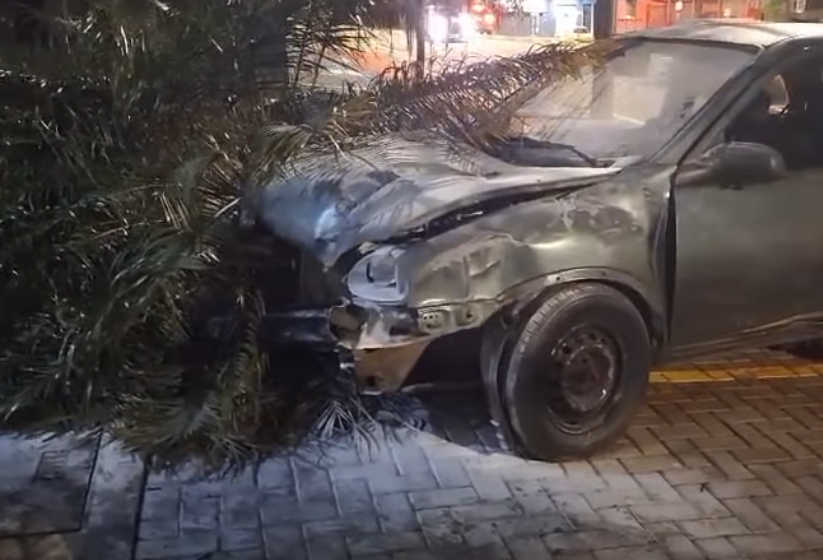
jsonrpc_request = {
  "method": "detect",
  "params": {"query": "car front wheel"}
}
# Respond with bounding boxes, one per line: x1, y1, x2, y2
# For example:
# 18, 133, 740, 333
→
501, 283, 651, 461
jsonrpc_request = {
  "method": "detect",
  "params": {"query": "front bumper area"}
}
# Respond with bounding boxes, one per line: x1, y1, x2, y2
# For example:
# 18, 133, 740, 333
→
260, 299, 499, 392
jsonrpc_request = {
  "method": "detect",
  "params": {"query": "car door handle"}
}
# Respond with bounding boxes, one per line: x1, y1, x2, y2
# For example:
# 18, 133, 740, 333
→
719, 181, 742, 190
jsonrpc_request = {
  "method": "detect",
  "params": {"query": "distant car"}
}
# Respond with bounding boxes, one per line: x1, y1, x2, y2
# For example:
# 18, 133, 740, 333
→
426, 5, 475, 43
251, 21, 823, 462
469, 0, 500, 34
571, 25, 594, 42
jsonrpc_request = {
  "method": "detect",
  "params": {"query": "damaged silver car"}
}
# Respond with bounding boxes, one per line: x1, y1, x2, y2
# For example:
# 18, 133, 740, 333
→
248, 20, 823, 460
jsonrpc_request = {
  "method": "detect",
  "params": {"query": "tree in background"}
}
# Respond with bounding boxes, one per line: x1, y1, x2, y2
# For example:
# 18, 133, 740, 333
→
0, 0, 598, 473
762, 0, 790, 20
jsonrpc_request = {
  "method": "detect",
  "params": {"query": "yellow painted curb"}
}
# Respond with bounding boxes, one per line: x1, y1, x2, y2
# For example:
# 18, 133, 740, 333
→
652, 362, 823, 383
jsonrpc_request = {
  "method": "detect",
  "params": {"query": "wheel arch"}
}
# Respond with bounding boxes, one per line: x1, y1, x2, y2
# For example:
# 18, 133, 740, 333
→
499, 268, 667, 352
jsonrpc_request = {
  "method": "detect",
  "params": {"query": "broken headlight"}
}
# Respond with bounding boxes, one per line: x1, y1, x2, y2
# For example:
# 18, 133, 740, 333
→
346, 246, 408, 304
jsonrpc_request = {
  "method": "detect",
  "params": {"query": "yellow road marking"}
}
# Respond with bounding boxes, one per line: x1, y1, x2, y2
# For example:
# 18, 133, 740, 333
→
652, 361, 823, 383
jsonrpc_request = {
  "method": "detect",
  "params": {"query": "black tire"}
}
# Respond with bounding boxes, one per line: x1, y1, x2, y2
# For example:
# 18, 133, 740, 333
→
502, 283, 651, 461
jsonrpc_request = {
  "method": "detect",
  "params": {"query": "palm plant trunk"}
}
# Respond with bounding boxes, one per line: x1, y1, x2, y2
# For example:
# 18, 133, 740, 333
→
415, 0, 426, 66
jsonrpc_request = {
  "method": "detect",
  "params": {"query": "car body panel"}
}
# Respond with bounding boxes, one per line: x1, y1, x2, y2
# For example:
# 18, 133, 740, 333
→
618, 19, 823, 47
666, 38, 823, 355
671, 169, 823, 351
250, 133, 619, 267
250, 21, 823, 392
389, 166, 669, 311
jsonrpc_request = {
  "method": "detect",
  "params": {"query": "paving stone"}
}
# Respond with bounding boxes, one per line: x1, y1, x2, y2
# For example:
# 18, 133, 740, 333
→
135, 528, 219, 559
0, 435, 97, 537
390, 442, 432, 476
676, 484, 731, 518
426, 458, 471, 488
303, 513, 381, 537
307, 534, 348, 560
141, 520, 180, 540
661, 534, 706, 560
293, 459, 334, 500
463, 467, 512, 502
221, 491, 261, 529
262, 525, 306, 560
622, 455, 684, 474
221, 527, 264, 551
552, 494, 601, 527
334, 479, 375, 515
593, 545, 670, 560
255, 458, 293, 489
131, 352, 823, 560
728, 533, 805, 556
375, 492, 418, 533
368, 472, 438, 495
346, 531, 426, 556
505, 535, 551, 560
0, 436, 143, 560
706, 479, 773, 500
409, 487, 479, 510
543, 528, 638, 554
631, 503, 706, 524
259, 492, 337, 525
181, 494, 219, 529
695, 537, 739, 559
142, 487, 181, 522
507, 480, 557, 514
634, 472, 683, 502
678, 518, 751, 540
493, 513, 568, 538
722, 497, 781, 533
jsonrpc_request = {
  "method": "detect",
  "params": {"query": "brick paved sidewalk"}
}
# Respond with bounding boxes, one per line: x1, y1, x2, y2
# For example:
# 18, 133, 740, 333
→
0, 435, 145, 560
133, 351, 823, 560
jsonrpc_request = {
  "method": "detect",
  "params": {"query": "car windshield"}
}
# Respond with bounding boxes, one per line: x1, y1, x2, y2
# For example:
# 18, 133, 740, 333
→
508, 40, 756, 165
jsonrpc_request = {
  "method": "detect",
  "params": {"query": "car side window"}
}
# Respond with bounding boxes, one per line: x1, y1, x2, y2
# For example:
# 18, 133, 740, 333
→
765, 75, 789, 114
699, 53, 823, 172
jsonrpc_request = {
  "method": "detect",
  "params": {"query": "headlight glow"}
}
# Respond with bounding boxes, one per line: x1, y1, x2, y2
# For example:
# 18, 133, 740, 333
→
427, 13, 448, 42
458, 12, 476, 34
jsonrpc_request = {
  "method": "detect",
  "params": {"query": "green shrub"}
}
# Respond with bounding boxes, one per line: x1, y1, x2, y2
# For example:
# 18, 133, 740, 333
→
0, 0, 596, 473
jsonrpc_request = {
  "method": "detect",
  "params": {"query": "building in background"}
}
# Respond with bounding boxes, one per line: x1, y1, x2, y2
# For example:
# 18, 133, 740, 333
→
615, 0, 764, 32
525, 0, 550, 33
552, 0, 585, 35
494, 0, 766, 39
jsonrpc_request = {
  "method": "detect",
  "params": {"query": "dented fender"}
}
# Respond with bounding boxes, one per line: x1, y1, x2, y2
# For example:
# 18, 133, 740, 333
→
388, 167, 672, 332
262, 167, 674, 393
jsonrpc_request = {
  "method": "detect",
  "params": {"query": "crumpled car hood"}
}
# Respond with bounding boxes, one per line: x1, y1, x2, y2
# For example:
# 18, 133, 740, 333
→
250, 133, 620, 267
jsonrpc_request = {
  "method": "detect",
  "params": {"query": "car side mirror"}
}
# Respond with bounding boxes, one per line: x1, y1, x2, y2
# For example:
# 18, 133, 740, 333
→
676, 142, 787, 188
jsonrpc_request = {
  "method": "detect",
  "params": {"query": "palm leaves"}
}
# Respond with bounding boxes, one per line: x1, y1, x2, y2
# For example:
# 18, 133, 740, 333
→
0, 0, 602, 472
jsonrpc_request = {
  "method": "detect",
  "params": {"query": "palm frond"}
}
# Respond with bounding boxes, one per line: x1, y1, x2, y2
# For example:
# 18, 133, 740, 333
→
0, 0, 605, 473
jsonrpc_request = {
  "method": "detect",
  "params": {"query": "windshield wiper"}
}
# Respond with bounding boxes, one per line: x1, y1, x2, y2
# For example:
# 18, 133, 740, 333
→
499, 134, 601, 167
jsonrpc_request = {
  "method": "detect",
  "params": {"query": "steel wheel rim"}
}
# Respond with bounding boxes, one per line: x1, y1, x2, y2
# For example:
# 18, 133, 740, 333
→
545, 324, 621, 435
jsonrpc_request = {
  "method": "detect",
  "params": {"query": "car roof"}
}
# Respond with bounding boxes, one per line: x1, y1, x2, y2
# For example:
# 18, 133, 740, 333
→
620, 19, 823, 48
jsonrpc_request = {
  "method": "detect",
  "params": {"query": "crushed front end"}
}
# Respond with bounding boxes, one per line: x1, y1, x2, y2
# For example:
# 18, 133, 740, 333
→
257, 240, 505, 393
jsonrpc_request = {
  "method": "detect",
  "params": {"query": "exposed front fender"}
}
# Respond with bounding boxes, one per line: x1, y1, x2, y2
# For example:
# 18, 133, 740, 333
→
396, 169, 672, 344
498, 267, 667, 347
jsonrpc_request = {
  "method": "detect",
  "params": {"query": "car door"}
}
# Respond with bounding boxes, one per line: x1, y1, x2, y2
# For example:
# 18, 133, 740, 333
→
669, 51, 823, 351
